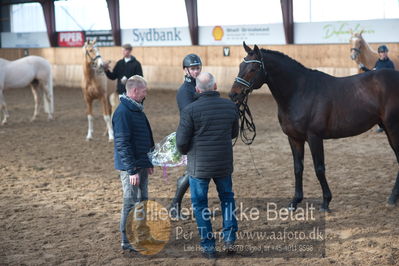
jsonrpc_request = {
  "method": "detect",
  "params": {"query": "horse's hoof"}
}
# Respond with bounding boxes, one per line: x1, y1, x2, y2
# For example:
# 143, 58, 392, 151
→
386, 197, 396, 208
387, 196, 398, 206
319, 207, 331, 213
108, 138, 114, 143
86, 137, 93, 141
385, 202, 396, 208
288, 202, 297, 211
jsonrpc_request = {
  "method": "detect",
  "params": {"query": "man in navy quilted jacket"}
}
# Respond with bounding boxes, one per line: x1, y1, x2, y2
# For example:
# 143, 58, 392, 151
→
112, 75, 163, 253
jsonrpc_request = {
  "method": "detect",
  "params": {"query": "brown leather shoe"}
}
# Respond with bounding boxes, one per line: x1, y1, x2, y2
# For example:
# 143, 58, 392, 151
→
121, 243, 147, 252
139, 236, 165, 246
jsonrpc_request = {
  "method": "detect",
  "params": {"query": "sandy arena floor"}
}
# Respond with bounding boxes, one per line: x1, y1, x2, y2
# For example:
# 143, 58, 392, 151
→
1, 86, 399, 265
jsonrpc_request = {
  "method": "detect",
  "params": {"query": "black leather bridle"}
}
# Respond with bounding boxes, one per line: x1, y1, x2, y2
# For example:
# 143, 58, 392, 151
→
86, 48, 104, 73
232, 55, 266, 145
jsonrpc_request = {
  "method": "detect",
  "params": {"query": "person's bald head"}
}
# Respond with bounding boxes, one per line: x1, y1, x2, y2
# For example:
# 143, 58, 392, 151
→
195, 72, 217, 93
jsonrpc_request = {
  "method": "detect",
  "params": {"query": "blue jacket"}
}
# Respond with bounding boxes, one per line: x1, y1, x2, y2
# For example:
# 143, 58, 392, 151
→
374, 57, 395, 70
176, 76, 197, 113
112, 96, 154, 175
361, 57, 396, 72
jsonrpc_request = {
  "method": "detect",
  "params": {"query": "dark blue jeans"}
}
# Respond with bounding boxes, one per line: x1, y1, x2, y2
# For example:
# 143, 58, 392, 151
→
189, 175, 238, 252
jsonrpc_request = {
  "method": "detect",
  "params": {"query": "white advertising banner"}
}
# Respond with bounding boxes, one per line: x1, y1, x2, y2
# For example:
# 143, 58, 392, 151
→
121, 27, 191, 46
295, 19, 399, 44
199, 24, 286, 45
1, 32, 50, 48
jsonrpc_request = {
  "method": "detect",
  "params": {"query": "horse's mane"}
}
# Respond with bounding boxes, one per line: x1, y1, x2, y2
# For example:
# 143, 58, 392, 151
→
260, 48, 314, 72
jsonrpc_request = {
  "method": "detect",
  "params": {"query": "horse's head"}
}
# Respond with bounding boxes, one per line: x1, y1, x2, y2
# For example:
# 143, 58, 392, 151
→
229, 42, 266, 103
349, 30, 364, 61
83, 38, 104, 70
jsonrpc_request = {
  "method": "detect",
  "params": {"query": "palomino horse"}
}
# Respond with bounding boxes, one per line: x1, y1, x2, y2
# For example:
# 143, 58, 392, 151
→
82, 39, 114, 141
0, 55, 54, 124
350, 31, 398, 72
230, 42, 399, 212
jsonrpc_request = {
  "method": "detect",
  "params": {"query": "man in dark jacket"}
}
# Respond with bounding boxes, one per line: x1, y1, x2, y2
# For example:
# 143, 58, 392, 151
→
359, 45, 396, 72
104, 43, 143, 95
112, 75, 162, 253
169, 54, 202, 218
176, 72, 239, 258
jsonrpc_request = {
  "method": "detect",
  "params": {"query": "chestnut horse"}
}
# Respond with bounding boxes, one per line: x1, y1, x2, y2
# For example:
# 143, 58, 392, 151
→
82, 39, 114, 141
350, 31, 398, 72
230, 42, 399, 212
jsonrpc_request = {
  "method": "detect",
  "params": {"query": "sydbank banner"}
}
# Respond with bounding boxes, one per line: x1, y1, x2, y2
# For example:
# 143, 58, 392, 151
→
122, 27, 191, 46
199, 24, 286, 45
295, 19, 399, 44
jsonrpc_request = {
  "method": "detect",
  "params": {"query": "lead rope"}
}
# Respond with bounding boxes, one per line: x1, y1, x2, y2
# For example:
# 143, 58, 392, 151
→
233, 92, 256, 146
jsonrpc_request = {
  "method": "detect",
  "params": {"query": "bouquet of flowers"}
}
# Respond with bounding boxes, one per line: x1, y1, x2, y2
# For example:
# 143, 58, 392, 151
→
148, 132, 186, 167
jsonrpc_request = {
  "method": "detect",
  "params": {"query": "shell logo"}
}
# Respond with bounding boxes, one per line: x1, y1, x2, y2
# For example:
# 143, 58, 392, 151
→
212, 26, 224, 41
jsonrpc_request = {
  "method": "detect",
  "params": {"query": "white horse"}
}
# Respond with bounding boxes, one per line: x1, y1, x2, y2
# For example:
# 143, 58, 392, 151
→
0, 55, 54, 125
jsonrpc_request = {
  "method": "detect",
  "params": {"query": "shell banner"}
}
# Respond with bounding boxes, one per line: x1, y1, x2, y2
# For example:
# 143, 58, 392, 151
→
199, 24, 286, 45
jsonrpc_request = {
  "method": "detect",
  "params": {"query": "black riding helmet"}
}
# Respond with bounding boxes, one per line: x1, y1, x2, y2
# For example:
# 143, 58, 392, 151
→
378, 45, 388, 53
182, 54, 202, 69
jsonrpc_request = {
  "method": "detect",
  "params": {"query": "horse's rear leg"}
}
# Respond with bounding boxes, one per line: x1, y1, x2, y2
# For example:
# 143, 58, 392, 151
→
382, 122, 399, 206
101, 96, 113, 141
30, 84, 40, 122
85, 98, 94, 140
288, 137, 305, 210
307, 135, 332, 212
109, 92, 119, 115
0, 90, 9, 125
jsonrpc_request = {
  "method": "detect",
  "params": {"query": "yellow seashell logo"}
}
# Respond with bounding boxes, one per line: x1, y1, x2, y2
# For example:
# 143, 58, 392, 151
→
212, 26, 224, 41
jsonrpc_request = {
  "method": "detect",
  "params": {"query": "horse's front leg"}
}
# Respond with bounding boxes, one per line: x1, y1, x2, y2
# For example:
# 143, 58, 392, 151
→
30, 84, 39, 122
0, 90, 9, 125
85, 96, 94, 141
288, 137, 305, 210
307, 135, 332, 212
101, 96, 113, 142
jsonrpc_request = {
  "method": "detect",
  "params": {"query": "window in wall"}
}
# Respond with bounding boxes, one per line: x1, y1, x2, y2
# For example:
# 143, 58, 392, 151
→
198, 0, 283, 26
120, 0, 188, 29
55, 0, 111, 31
294, 0, 399, 22
11, 3, 46, 32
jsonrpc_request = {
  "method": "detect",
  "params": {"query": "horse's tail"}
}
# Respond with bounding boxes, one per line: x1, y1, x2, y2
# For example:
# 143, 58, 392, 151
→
109, 92, 119, 115
43, 71, 54, 116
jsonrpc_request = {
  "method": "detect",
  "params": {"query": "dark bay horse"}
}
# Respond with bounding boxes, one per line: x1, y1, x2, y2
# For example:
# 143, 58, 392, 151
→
230, 42, 399, 212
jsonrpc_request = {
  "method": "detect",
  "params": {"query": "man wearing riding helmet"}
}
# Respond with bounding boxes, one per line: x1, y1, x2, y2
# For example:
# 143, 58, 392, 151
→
359, 45, 395, 72
169, 54, 202, 217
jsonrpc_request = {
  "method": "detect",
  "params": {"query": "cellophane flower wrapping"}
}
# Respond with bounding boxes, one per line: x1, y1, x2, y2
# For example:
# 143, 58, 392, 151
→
148, 132, 187, 167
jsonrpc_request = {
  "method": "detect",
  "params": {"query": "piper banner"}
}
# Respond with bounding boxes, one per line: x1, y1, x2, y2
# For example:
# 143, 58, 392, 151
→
58, 31, 85, 47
